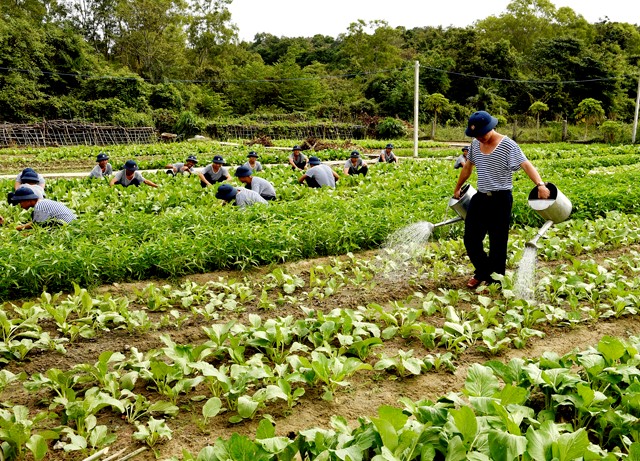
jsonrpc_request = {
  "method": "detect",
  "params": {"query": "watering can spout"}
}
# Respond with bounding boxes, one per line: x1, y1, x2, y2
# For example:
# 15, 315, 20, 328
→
433, 216, 463, 228
526, 220, 554, 249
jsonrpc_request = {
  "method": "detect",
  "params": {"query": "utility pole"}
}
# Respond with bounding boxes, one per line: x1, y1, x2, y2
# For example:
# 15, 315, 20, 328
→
413, 60, 419, 157
633, 72, 640, 144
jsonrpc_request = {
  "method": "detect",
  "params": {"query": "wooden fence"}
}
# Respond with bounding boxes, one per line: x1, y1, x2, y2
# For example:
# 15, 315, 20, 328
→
0, 120, 157, 148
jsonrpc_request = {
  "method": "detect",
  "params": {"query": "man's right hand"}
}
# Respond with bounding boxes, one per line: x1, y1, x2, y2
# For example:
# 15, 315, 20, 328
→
453, 188, 461, 199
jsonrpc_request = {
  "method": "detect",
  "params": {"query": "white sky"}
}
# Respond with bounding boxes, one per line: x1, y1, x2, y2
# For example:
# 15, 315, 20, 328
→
228, 0, 639, 42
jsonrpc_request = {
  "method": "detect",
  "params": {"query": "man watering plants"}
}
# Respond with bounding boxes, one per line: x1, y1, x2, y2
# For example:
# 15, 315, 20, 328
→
454, 110, 550, 289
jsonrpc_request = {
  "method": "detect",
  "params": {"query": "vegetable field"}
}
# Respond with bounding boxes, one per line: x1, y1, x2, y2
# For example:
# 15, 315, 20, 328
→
1, 141, 640, 461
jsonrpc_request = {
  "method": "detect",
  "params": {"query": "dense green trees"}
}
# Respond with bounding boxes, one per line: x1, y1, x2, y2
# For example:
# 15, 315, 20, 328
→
0, 0, 638, 134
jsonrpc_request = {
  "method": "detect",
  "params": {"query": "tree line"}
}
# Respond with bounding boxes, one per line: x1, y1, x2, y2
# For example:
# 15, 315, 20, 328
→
1, 0, 639, 136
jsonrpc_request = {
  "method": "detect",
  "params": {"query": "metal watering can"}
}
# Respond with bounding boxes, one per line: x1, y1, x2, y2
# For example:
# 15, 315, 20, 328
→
433, 184, 477, 228
525, 182, 572, 248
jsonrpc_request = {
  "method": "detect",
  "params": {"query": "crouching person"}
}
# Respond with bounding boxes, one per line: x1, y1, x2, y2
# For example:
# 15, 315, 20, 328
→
110, 160, 158, 188
8, 168, 45, 204
166, 155, 198, 175
9, 187, 76, 230
299, 156, 339, 188
234, 166, 276, 201
215, 183, 267, 208
343, 151, 368, 176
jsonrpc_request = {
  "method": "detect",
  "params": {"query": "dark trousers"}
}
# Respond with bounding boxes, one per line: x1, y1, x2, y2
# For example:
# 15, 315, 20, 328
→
304, 177, 321, 188
463, 190, 512, 282
347, 165, 368, 176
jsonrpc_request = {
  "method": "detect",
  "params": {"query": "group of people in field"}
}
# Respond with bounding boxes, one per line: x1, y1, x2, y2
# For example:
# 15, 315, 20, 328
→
1, 143, 399, 229
1, 110, 555, 294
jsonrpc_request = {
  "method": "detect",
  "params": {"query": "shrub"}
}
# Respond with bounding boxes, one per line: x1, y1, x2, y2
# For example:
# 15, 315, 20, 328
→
599, 120, 625, 144
112, 108, 154, 127
376, 117, 407, 139
152, 109, 179, 133
174, 111, 205, 137
149, 83, 184, 111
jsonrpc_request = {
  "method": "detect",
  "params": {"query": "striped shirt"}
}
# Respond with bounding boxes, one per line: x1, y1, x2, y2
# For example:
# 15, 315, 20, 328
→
468, 137, 527, 193
32, 199, 76, 224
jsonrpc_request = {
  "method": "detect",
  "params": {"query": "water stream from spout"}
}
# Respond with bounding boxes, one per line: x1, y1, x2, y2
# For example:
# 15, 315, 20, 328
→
514, 246, 538, 302
377, 221, 435, 281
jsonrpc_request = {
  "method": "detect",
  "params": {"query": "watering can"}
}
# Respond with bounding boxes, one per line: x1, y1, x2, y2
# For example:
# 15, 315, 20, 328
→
433, 184, 477, 228
525, 182, 572, 248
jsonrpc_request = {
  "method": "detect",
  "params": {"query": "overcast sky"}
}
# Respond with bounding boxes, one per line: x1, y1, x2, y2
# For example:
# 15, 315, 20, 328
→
228, 0, 639, 42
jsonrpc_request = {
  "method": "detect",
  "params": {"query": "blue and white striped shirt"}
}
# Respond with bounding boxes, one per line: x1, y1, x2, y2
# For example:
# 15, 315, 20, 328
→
32, 199, 76, 224
468, 137, 527, 193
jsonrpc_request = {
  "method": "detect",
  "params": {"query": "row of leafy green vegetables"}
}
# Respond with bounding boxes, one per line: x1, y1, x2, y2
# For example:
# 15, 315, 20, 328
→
0, 153, 638, 299
2, 208, 640, 364
3, 302, 640, 461
1, 212, 639, 457
175, 334, 640, 461
1, 141, 633, 171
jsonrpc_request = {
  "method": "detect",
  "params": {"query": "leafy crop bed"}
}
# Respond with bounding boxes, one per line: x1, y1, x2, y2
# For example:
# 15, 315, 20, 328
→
1, 143, 640, 460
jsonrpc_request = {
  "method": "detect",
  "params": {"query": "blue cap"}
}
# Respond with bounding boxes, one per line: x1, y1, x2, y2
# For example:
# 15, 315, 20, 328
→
20, 170, 40, 183
385, 143, 394, 149
186, 155, 198, 164
235, 166, 252, 177
215, 184, 237, 201
350, 151, 360, 158
124, 160, 138, 171
465, 111, 498, 137
96, 153, 109, 162
247, 151, 258, 158
212, 155, 225, 164
308, 156, 321, 165
292, 145, 302, 151
12, 187, 40, 202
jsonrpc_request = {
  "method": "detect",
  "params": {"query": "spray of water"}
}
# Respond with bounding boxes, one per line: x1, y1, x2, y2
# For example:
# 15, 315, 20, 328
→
514, 246, 538, 302
376, 221, 435, 281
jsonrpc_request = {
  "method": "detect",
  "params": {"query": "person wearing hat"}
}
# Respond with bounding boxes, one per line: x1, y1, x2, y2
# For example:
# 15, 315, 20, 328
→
454, 110, 550, 289
234, 166, 276, 201
109, 160, 158, 188
454, 146, 469, 169
89, 153, 113, 179
198, 155, 231, 187
298, 156, 339, 188
378, 143, 398, 164
7, 186, 76, 230
242, 151, 263, 173
8, 168, 45, 204
215, 183, 267, 208
288, 145, 307, 171
165, 155, 198, 175
343, 151, 368, 176
15, 167, 45, 190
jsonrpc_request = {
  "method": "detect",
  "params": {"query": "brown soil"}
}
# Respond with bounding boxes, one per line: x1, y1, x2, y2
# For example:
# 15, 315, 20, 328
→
3, 246, 639, 460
